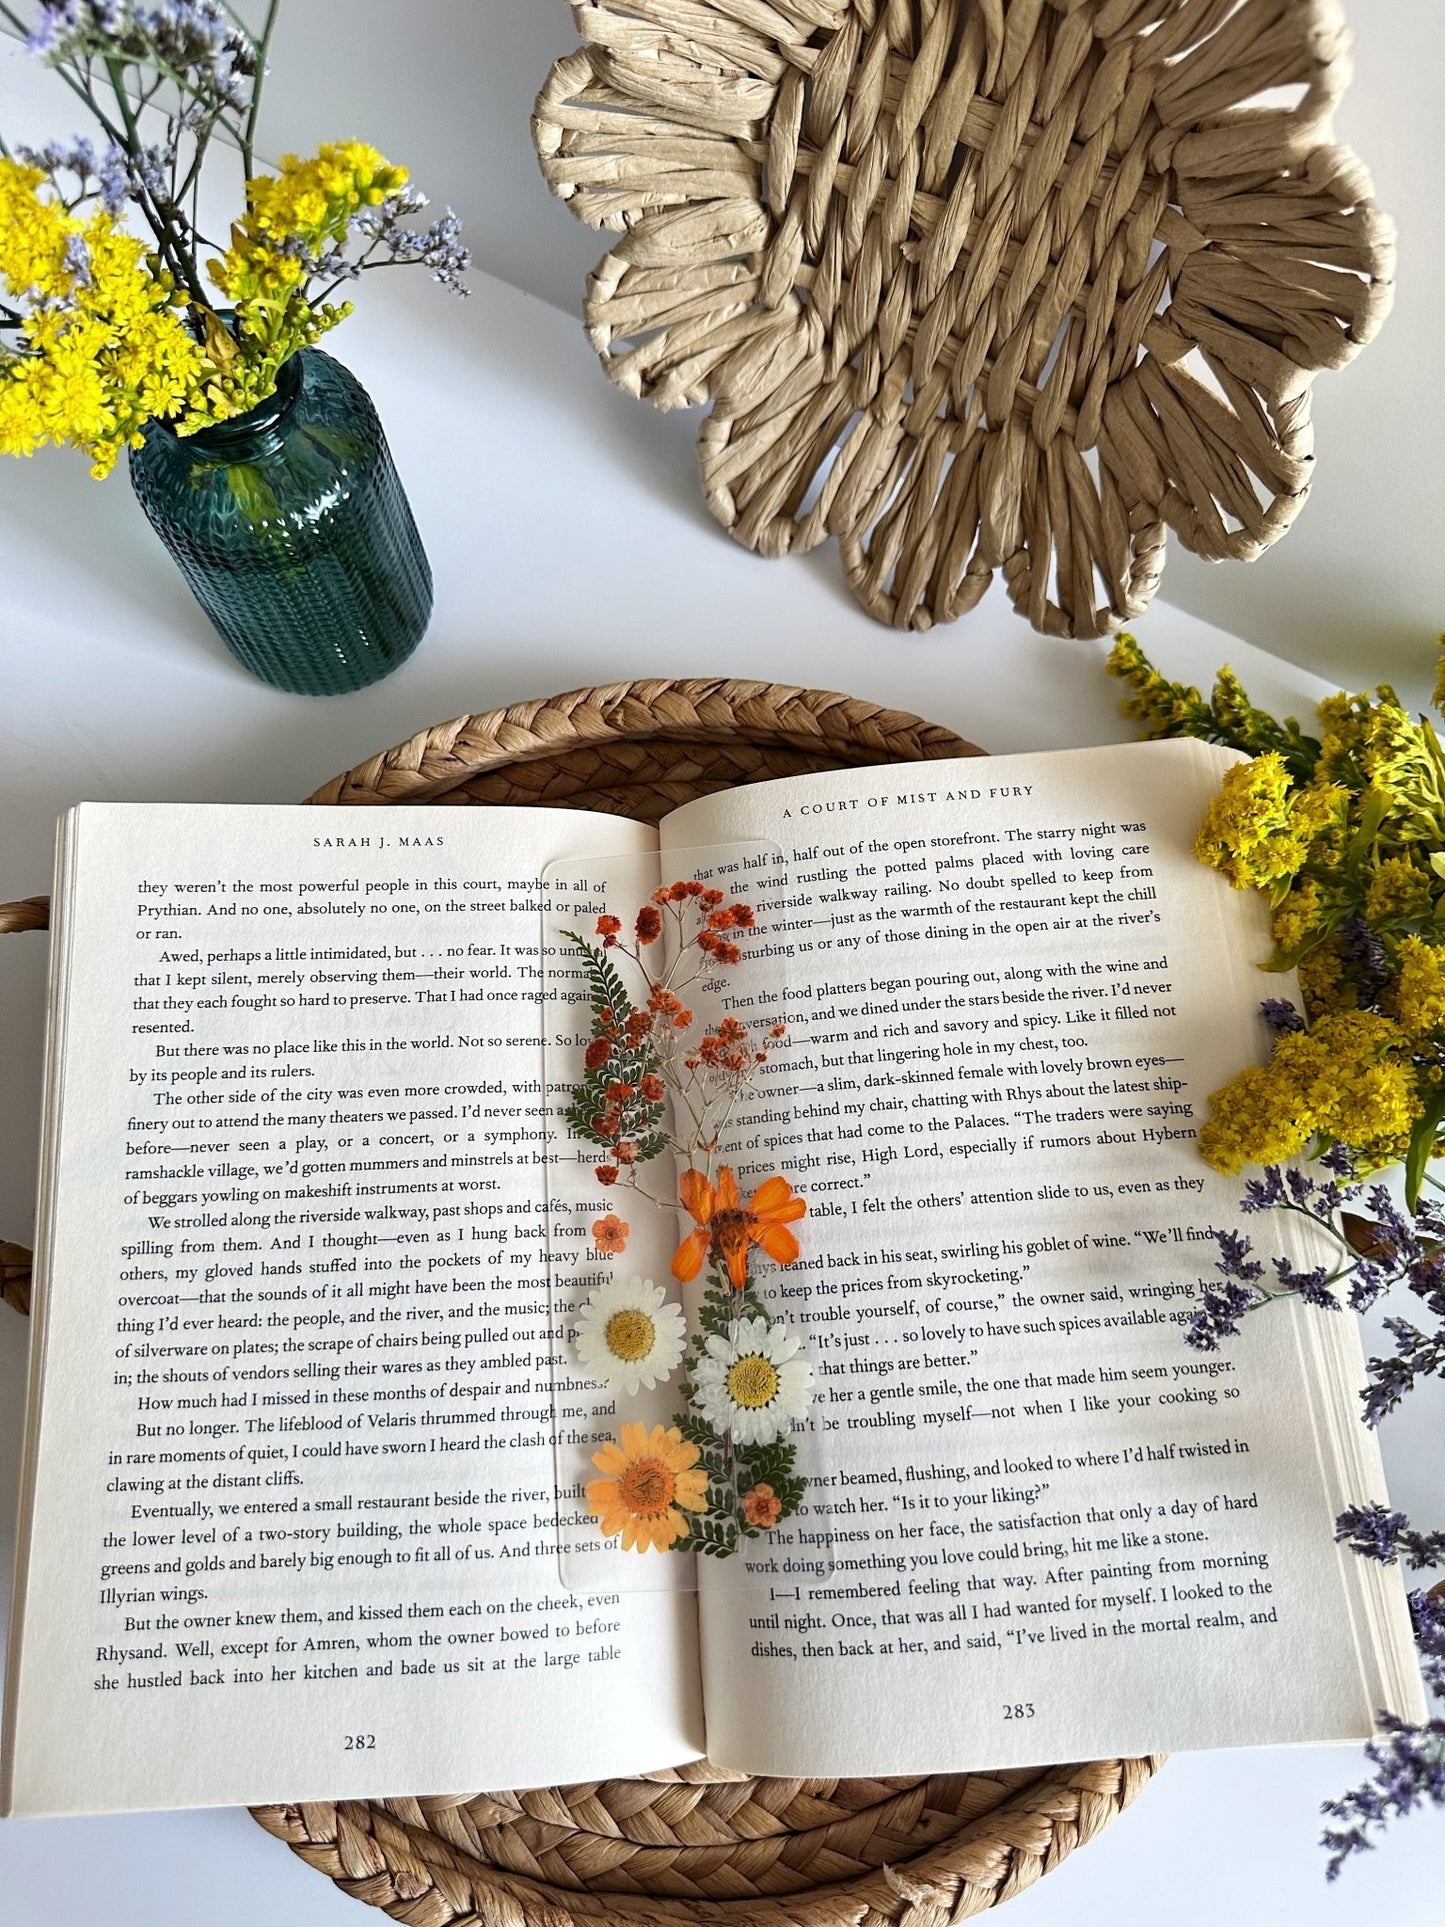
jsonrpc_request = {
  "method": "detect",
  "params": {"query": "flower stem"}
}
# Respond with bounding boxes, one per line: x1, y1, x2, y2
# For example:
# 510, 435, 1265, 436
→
99, 53, 208, 306
241, 0, 281, 183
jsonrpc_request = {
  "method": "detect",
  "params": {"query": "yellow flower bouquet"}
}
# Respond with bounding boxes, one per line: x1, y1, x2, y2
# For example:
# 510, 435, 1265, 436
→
1108, 636, 1445, 1875
0, 2, 469, 692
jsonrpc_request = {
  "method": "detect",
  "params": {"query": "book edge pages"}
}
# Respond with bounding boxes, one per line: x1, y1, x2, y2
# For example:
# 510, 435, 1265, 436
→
2, 805, 79, 1815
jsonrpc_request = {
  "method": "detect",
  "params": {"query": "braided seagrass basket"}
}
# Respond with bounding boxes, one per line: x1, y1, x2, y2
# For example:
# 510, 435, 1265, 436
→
0, 680, 1162, 1921
534, 0, 1394, 638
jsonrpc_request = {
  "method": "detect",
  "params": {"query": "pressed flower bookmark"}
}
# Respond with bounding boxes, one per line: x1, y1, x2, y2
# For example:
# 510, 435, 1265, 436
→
552, 866, 819, 1561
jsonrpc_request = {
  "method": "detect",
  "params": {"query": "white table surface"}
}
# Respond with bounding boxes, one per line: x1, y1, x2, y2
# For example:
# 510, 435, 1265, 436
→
0, 263, 1440, 1923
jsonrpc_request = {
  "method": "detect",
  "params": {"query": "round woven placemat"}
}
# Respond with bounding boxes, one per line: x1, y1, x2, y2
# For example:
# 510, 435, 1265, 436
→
534, 0, 1393, 638
0, 678, 1162, 1921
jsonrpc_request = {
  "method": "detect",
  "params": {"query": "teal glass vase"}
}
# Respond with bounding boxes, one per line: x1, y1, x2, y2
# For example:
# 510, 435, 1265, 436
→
128, 348, 432, 696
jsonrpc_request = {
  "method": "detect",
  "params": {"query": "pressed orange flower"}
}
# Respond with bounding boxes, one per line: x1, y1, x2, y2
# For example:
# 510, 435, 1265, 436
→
671, 1166, 805, 1289
592, 1213, 629, 1254
587, 1422, 708, 1552
743, 1482, 783, 1528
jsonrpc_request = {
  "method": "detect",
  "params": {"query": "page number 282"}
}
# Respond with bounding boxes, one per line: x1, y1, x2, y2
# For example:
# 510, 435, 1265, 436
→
1002, 1703, 1035, 1721
344, 1734, 377, 1751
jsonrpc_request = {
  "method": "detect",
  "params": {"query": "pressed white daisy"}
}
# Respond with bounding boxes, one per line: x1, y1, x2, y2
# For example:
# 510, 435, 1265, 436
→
691, 1316, 813, 1447
574, 1276, 687, 1397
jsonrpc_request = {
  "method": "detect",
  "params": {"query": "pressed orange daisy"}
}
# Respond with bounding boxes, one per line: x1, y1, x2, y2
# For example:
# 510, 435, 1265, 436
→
587, 1422, 708, 1553
742, 1483, 782, 1529
591, 1213, 629, 1255
671, 1166, 805, 1289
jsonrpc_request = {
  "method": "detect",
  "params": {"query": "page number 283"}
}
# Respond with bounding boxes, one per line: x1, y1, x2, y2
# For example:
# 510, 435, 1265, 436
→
1002, 1703, 1035, 1721
344, 1734, 377, 1751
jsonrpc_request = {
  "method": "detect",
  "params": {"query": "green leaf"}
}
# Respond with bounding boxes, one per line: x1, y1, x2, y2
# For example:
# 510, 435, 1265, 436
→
562, 932, 633, 1024
1404, 1090, 1445, 1211
1341, 789, 1391, 871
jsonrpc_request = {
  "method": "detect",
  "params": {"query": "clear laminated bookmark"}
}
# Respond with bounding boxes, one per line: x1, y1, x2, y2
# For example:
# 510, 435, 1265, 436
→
539, 843, 836, 1595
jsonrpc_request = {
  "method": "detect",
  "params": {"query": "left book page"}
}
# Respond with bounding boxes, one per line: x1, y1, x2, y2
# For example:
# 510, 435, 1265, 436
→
3, 804, 703, 1817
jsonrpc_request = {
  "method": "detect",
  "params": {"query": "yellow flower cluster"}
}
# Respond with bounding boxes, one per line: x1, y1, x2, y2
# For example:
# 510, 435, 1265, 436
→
1318, 688, 1416, 790
0, 161, 202, 476
1394, 938, 1445, 1043
1198, 1011, 1418, 1175
193, 142, 408, 429
1111, 636, 1445, 1192
212, 141, 407, 303
1194, 755, 1343, 894
1108, 633, 1209, 737
1366, 855, 1434, 925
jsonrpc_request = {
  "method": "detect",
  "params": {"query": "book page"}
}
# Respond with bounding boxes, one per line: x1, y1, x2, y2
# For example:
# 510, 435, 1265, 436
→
661, 742, 1420, 1774
3, 804, 702, 1816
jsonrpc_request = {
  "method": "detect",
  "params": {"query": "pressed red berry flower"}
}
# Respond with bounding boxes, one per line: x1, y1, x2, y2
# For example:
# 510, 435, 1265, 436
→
639, 1073, 665, 1103
616, 1140, 638, 1164
585, 1038, 611, 1072
769, 1022, 786, 1038
593, 1108, 621, 1139
647, 985, 693, 1027
698, 932, 742, 965
604, 1081, 635, 1105
597, 915, 622, 946
635, 905, 663, 944
699, 1017, 753, 1075
700, 887, 725, 909
596, 1164, 619, 1186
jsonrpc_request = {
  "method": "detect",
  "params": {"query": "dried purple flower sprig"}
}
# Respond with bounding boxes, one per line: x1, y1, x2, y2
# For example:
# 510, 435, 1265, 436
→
1180, 1121, 1445, 1876
1184, 1145, 1445, 1434
0, 0, 273, 309
1320, 1576, 1445, 1879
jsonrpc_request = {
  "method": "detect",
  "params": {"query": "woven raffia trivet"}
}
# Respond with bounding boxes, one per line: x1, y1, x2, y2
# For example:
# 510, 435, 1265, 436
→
534, 0, 1394, 637
0, 680, 1162, 1921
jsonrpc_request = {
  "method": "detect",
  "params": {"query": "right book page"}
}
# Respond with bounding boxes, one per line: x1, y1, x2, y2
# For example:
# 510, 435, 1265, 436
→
660, 739, 1423, 1775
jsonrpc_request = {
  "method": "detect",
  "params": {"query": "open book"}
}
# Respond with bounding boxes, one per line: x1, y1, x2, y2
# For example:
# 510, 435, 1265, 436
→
2, 741, 1423, 1817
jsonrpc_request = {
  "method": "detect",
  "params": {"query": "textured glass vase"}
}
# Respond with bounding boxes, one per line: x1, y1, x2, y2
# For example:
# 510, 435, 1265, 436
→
129, 348, 432, 696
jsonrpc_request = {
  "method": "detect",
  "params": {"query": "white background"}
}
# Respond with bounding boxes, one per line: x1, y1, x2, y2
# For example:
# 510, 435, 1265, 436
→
0, 3, 1441, 1921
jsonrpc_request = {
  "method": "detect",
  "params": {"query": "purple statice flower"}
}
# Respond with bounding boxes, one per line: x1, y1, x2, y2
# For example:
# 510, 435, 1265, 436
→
1185, 1279, 1262, 1351
60, 230, 93, 284
28, 1, 256, 112
1322, 1711, 1445, 1880
1321, 1563, 1445, 1877
1334, 1505, 1445, 1570
27, 0, 121, 54
1242, 1166, 1287, 1212
1321, 1141, 1359, 1180
26, 0, 83, 53
1273, 1253, 1339, 1308
1216, 1228, 1264, 1282
1412, 1585, 1445, 1696
16, 135, 130, 216
355, 197, 471, 296
1346, 1258, 1390, 1314
1261, 996, 1306, 1033
1338, 916, 1392, 1006
1286, 1164, 1315, 1206
1362, 1317, 1445, 1427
